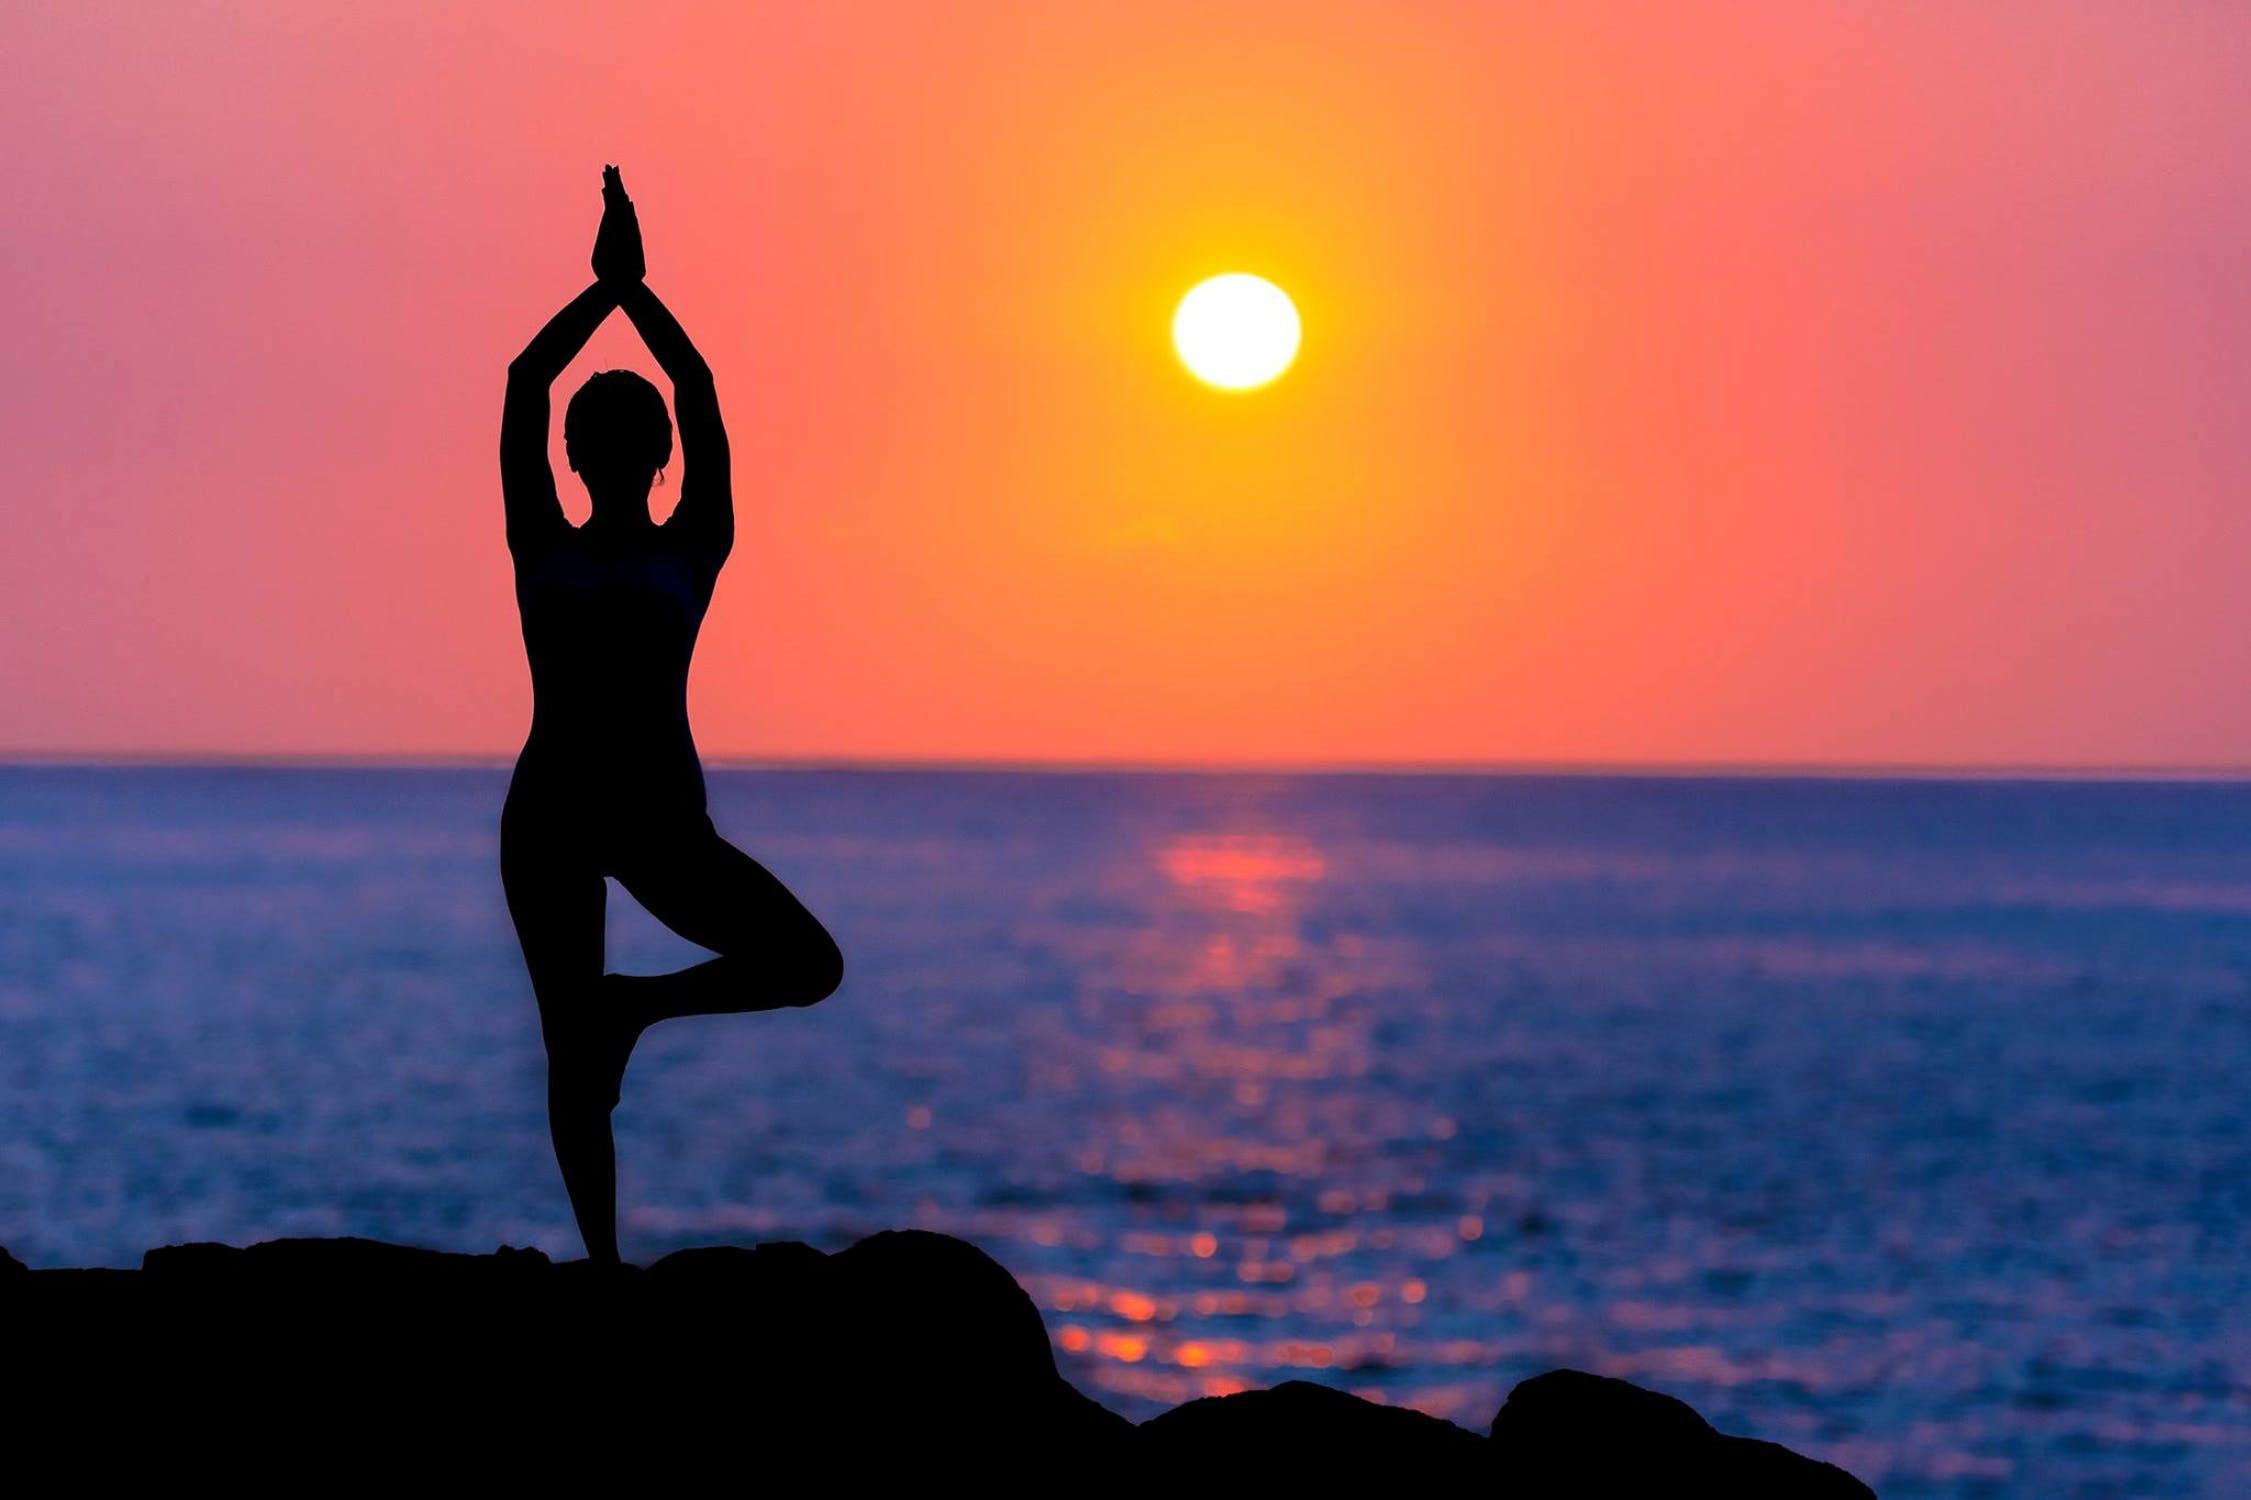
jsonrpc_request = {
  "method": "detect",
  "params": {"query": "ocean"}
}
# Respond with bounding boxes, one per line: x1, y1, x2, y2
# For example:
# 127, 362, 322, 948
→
0, 765, 2244, 1495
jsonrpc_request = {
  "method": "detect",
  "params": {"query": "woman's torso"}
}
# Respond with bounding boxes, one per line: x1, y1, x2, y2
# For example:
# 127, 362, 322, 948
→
508, 518, 721, 828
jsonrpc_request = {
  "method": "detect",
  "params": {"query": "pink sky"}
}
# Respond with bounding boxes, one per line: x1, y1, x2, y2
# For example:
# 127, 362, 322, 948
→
2, 2, 2247, 768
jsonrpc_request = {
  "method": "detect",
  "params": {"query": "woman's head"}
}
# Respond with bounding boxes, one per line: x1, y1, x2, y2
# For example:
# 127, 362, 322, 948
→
564, 369, 673, 492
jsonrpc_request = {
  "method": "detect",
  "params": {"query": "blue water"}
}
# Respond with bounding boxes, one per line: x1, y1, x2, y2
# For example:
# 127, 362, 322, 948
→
0, 766, 2245, 1494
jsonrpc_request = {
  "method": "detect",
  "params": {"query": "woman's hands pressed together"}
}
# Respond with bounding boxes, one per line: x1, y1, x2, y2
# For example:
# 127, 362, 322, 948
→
593, 164, 645, 285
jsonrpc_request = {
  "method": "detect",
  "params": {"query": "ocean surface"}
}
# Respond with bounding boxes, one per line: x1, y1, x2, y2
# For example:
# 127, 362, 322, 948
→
0, 766, 2245, 1494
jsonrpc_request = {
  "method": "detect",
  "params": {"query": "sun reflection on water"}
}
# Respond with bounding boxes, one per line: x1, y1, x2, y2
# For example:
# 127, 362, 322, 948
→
993, 812, 1507, 1415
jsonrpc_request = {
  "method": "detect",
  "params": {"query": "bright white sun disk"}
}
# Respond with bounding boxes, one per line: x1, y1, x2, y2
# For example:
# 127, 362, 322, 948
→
1173, 274, 1300, 389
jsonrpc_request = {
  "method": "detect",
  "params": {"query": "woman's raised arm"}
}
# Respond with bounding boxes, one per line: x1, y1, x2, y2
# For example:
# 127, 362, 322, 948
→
618, 280, 732, 559
501, 280, 617, 554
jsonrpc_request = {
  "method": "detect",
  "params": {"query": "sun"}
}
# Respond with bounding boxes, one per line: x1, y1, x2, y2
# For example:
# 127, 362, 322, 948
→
1172, 274, 1301, 390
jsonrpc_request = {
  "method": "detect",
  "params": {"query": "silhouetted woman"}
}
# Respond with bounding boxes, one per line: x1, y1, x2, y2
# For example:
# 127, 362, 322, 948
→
500, 168, 842, 1263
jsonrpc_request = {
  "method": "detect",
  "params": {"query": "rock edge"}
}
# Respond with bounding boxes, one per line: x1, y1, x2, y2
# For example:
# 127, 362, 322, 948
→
3, 1232, 1873, 1494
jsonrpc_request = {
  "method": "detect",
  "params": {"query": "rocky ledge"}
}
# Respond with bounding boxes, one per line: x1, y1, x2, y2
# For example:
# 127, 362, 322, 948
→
2, 1232, 1873, 1493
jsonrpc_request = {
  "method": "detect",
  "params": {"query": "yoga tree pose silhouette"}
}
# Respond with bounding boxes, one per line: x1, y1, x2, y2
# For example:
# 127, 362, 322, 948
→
499, 167, 842, 1263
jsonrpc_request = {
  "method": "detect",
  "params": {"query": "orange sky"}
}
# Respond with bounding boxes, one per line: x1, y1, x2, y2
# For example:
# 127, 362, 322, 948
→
3, 2, 2247, 768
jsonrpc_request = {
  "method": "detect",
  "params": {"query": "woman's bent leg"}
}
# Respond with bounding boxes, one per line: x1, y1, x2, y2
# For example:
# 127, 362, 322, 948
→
611, 818, 843, 1026
501, 825, 625, 1264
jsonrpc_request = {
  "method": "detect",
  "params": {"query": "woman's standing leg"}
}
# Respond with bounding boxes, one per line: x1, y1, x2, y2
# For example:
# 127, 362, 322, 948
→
500, 821, 625, 1263
610, 817, 843, 1026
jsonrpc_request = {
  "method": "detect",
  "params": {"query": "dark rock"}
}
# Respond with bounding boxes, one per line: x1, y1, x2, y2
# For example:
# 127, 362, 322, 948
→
1491, 1369, 1876, 1498
0, 1234, 1875, 1492
1494, 1368, 1716, 1453
827, 1229, 1136, 1463
1142, 1379, 1485, 1481
647, 1238, 823, 1286
145, 1234, 479, 1280
1722, 1433, 1878, 1495
1, 1243, 24, 1277
9, 1230, 1136, 1483
139, 1238, 241, 1277
830, 1228, 1065, 1388
644, 1240, 829, 1346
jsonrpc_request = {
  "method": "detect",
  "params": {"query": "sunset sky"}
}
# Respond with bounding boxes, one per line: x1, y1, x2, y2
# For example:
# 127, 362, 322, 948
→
3, 1, 2246, 768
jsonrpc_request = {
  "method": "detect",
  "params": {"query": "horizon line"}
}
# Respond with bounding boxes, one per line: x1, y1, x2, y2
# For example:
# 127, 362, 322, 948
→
5, 749, 2251, 784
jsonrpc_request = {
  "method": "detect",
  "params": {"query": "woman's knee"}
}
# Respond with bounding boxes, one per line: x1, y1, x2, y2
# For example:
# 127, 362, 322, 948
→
786, 928, 844, 1007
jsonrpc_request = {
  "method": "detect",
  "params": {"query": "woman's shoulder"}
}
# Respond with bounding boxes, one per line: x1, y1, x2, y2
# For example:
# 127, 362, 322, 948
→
659, 505, 730, 571
510, 521, 598, 585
